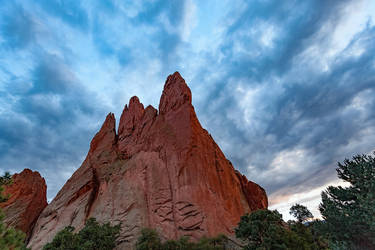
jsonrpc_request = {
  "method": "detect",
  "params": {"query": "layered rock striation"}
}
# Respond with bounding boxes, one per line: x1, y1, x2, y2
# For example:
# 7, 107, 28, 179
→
28, 72, 267, 249
0, 169, 47, 239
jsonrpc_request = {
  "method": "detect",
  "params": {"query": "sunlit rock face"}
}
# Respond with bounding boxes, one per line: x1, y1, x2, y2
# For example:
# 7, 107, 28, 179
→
28, 72, 268, 249
0, 169, 47, 239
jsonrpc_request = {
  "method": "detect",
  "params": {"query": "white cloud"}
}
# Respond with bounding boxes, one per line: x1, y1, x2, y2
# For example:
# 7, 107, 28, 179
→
269, 179, 350, 221
181, 0, 197, 42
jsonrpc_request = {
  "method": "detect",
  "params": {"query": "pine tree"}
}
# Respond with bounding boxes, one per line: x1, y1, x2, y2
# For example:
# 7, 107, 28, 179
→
319, 153, 375, 249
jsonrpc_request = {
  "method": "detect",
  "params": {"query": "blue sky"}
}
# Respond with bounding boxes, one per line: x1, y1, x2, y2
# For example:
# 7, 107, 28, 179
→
1, 0, 375, 220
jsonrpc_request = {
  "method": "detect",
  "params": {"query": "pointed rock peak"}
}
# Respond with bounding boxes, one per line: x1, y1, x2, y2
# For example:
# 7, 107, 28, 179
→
89, 113, 117, 154
129, 96, 141, 106
102, 112, 116, 130
127, 96, 144, 115
167, 71, 184, 83
159, 71, 192, 114
118, 96, 145, 137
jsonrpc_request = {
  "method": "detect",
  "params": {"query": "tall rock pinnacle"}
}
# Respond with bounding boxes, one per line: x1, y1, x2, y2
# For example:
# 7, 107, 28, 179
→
28, 72, 268, 249
159, 71, 192, 114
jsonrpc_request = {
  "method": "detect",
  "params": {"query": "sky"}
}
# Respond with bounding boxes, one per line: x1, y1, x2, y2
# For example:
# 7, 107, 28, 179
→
0, 0, 375, 221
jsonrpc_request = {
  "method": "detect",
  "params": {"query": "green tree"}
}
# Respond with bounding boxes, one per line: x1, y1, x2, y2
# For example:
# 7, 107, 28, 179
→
42, 226, 77, 250
235, 209, 305, 250
287, 220, 329, 250
319, 153, 375, 249
43, 218, 120, 250
76, 218, 120, 250
135, 228, 162, 250
289, 204, 313, 223
0, 172, 29, 250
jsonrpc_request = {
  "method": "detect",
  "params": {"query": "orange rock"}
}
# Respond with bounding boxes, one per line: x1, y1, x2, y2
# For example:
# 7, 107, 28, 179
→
0, 169, 47, 239
28, 72, 267, 249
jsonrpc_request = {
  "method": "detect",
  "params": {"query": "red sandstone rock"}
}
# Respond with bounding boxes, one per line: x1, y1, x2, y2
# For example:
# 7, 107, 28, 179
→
0, 169, 47, 238
28, 72, 268, 249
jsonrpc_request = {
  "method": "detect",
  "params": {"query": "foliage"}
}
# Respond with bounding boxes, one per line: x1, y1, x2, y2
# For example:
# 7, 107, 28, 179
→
0, 172, 12, 203
0, 172, 29, 250
43, 226, 77, 250
0, 187, 6, 204
135, 228, 162, 250
0, 212, 29, 250
289, 203, 313, 223
319, 153, 375, 249
288, 220, 329, 250
235, 209, 329, 250
43, 218, 121, 250
305, 220, 330, 250
0, 172, 12, 186
236, 209, 296, 249
135, 228, 225, 250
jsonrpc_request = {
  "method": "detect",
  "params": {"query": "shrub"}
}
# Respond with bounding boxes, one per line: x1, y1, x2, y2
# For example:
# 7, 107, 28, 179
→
43, 218, 120, 250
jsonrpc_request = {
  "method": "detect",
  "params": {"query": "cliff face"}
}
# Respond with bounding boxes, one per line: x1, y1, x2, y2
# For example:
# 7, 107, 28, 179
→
28, 72, 267, 249
0, 169, 47, 239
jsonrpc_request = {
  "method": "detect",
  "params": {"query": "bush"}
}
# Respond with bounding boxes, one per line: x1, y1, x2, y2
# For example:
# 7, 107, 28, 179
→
235, 209, 328, 250
135, 228, 225, 250
43, 218, 120, 250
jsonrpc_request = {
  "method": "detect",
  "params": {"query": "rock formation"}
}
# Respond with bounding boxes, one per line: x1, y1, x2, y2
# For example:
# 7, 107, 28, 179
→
0, 169, 47, 239
28, 72, 267, 249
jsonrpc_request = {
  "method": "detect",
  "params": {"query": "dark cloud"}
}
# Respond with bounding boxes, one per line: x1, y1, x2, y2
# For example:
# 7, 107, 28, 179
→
0, 52, 107, 199
195, 1, 375, 196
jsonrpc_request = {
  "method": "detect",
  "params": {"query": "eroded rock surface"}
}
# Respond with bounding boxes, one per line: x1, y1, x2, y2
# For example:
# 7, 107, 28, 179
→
28, 72, 268, 249
0, 169, 47, 239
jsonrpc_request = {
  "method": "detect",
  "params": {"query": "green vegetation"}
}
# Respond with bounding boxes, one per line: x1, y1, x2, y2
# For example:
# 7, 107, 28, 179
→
0, 172, 29, 250
319, 153, 375, 249
233, 153, 375, 249
135, 228, 226, 250
0, 172, 11, 186
43, 218, 121, 250
289, 204, 313, 223
0, 172, 12, 203
3, 152, 373, 250
235, 209, 327, 250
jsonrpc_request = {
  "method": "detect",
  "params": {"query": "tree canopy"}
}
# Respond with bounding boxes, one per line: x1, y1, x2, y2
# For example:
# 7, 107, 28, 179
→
43, 218, 121, 250
290, 203, 313, 223
319, 153, 375, 249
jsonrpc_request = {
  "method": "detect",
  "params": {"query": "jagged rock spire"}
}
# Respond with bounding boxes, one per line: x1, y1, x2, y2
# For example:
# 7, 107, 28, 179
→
159, 71, 192, 115
28, 72, 268, 250
118, 96, 145, 140
89, 112, 116, 155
